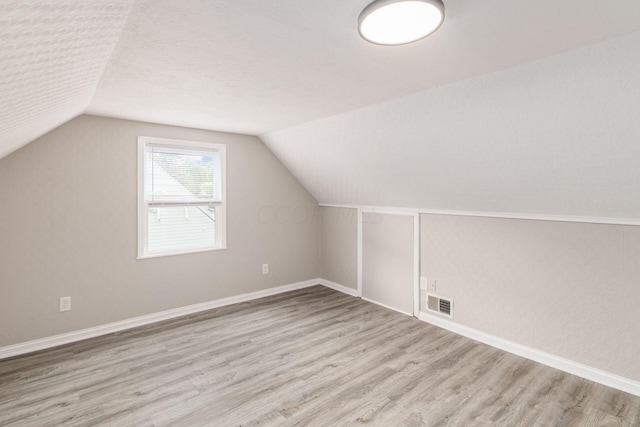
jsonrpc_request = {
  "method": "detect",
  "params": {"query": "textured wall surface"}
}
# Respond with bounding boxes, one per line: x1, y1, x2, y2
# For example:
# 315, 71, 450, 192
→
421, 214, 640, 382
0, 0, 132, 159
0, 115, 318, 346
362, 213, 414, 314
318, 207, 357, 289
263, 31, 640, 219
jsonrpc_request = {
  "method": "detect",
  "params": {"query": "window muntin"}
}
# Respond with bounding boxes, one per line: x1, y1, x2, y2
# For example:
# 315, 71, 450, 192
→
138, 137, 226, 258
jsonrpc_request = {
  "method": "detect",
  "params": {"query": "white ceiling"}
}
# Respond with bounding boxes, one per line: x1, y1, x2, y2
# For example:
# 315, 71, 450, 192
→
2, 0, 640, 217
87, 0, 640, 135
0, 0, 132, 159
263, 31, 640, 219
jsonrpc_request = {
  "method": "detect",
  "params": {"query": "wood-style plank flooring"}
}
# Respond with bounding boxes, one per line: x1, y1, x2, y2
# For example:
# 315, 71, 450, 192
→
1, 285, 639, 426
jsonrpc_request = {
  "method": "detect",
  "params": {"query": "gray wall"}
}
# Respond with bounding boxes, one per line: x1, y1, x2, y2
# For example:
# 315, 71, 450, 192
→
362, 213, 414, 315
0, 115, 319, 346
318, 207, 357, 290
421, 213, 640, 382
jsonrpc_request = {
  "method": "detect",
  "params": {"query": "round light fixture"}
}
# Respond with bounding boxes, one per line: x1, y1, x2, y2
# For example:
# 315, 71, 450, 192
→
358, 0, 445, 46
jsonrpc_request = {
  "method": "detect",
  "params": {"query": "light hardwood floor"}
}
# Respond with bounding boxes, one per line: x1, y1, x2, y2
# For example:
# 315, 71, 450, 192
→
1, 285, 639, 426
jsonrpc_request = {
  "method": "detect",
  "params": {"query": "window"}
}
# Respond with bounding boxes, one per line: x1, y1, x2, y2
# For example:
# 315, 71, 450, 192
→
137, 136, 226, 258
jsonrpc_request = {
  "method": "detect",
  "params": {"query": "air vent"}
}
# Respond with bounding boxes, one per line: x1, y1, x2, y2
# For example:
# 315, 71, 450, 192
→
426, 294, 453, 318
439, 298, 451, 316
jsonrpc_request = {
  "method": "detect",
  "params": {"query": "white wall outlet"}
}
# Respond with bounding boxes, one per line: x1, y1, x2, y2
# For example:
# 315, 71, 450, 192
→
420, 277, 428, 290
262, 263, 269, 275
429, 279, 437, 292
59, 296, 71, 312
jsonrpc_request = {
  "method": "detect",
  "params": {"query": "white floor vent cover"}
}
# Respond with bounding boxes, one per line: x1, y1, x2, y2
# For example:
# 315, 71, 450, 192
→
426, 294, 454, 318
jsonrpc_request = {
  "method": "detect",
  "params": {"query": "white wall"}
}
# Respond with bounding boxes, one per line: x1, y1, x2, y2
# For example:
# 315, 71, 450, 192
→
0, 115, 319, 346
421, 214, 640, 382
316, 205, 640, 388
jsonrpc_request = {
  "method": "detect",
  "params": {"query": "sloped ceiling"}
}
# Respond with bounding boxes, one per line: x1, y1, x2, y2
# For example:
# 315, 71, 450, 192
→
263, 32, 640, 219
2, 0, 640, 218
0, 0, 133, 159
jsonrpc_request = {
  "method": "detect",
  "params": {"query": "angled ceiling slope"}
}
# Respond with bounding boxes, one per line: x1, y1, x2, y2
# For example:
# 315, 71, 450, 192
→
2, 0, 640, 220
3, 0, 640, 158
262, 31, 640, 220
0, 0, 132, 159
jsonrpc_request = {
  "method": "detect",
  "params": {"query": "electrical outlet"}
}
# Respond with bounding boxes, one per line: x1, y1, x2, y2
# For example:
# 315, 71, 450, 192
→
59, 296, 71, 312
262, 263, 269, 275
420, 277, 428, 290
428, 279, 437, 292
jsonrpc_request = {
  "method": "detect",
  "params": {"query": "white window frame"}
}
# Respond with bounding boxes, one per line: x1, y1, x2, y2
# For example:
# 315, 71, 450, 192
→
137, 136, 227, 259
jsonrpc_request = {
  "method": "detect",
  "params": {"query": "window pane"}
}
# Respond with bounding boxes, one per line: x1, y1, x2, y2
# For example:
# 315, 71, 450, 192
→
147, 205, 216, 253
146, 148, 220, 203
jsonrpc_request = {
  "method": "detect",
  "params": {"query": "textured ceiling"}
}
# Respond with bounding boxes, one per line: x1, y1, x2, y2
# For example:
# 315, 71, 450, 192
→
87, 0, 640, 135
263, 32, 640, 219
0, 0, 132, 159
2, 0, 640, 218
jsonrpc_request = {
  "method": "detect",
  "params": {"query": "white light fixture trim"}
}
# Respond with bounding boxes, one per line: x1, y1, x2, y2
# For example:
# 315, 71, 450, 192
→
358, 0, 445, 46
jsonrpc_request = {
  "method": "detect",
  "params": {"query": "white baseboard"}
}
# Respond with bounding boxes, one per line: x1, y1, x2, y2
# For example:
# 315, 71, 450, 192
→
12, 280, 635, 399
0, 279, 321, 360
418, 311, 640, 397
318, 279, 359, 297
362, 296, 413, 317
318, 279, 414, 318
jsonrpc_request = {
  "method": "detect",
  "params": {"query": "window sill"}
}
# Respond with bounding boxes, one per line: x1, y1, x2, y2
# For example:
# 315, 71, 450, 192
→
137, 245, 227, 260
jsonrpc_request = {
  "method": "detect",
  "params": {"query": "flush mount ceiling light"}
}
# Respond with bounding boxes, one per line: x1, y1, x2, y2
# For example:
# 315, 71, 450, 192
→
358, 0, 445, 46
